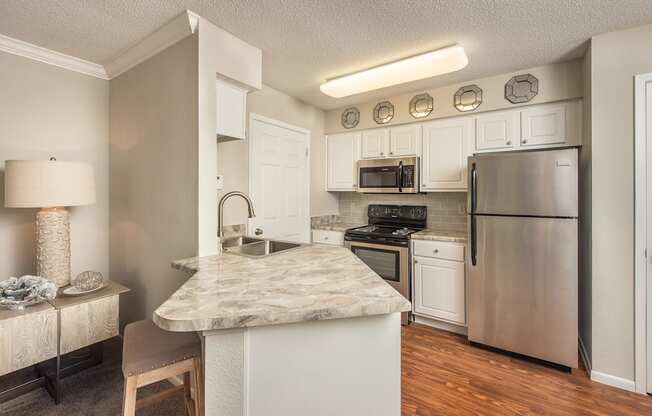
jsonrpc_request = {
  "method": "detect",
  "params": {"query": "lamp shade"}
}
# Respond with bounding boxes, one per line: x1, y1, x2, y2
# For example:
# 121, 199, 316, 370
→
4, 160, 96, 208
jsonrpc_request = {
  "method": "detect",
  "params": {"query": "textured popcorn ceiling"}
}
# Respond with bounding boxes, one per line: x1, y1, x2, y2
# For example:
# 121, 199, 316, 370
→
1, 0, 652, 109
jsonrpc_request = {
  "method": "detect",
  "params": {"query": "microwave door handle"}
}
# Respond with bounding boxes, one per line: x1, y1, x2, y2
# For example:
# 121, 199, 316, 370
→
398, 161, 403, 192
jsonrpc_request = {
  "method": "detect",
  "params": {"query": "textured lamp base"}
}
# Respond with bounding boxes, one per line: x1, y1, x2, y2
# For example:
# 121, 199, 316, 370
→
36, 208, 71, 287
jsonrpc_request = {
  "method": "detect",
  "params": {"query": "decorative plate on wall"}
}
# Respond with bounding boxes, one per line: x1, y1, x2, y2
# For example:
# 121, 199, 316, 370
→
341, 107, 360, 129
454, 85, 483, 112
373, 101, 395, 124
505, 74, 538, 103
409, 93, 434, 118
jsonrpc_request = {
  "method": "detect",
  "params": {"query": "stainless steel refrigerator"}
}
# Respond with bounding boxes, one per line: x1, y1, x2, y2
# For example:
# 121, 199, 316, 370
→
467, 147, 578, 368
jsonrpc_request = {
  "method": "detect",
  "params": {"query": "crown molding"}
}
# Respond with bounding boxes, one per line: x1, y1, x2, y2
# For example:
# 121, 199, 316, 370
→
104, 10, 199, 79
0, 33, 108, 79
0, 10, 200, 81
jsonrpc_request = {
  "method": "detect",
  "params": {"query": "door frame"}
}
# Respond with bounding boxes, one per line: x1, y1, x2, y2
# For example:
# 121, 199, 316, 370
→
634, 72, 652, 394
248, 113, 311, 243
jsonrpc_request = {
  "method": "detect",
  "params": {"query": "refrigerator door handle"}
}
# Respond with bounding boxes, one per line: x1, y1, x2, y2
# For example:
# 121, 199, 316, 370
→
471, 162, 477, 214
471, 215, 477, 266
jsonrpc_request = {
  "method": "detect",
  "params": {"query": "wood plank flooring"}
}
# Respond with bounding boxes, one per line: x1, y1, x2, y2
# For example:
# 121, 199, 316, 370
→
402, 324, 652, 416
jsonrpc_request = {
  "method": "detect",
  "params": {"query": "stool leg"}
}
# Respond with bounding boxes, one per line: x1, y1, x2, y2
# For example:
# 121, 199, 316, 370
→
192, 357, 204, 416
122, 375, 138, 416
183, 372, 195, 416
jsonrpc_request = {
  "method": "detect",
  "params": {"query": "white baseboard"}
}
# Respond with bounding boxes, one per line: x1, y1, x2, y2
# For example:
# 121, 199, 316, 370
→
578, 336, 592, 375
412, 315, 468, 336
590, 370, 636, 392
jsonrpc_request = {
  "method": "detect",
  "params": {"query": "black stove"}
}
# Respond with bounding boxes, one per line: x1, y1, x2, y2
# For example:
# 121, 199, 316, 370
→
345, 204, 427, 246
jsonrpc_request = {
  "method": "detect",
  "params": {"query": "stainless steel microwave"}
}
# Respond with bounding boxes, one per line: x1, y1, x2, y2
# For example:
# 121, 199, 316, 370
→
357, 157, 419, 193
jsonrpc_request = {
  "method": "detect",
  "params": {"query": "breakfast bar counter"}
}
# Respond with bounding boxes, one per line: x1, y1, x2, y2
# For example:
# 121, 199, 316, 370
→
154, 244, 410, 416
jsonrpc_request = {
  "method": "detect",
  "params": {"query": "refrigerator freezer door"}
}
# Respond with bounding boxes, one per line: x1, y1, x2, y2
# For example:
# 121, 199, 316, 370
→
468, 148, 578, 217
468, 215, 578, 367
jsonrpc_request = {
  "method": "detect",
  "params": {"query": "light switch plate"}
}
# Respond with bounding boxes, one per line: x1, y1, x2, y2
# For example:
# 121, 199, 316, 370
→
216, 174, 224, 190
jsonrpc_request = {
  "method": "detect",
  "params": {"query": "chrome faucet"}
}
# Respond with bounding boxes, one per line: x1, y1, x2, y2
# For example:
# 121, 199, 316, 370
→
218, 191, 257, 238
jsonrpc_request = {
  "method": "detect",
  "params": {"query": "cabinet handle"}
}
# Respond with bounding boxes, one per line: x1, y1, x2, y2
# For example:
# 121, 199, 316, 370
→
522, 139, 527, 144
324, 236, 329, 240
433, 249, 439, 254
380, 152, 384, 156
506, 140, 512, 146
389, 151, 394, 155
414, 259, 418, 264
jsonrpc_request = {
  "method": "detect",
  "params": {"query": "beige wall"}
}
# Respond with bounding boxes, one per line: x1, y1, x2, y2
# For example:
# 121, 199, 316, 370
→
109, 36, 199, 326
217, 85, 338, 227
324, 60, 583, 134
0, 52, 109, 282
589, 23, 652, 381
579, 45, 593, 364
197, 17, 262, 255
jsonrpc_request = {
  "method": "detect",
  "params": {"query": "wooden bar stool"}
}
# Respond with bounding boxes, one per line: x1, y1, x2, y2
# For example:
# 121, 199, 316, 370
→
121, 320, 203, 416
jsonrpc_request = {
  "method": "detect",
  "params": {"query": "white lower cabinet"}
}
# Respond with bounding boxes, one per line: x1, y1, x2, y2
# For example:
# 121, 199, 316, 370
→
312, 230, 344, 246
412, 240, 466, 325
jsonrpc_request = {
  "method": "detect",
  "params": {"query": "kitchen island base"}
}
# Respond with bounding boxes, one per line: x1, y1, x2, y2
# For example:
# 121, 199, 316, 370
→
202, 313, 402, 416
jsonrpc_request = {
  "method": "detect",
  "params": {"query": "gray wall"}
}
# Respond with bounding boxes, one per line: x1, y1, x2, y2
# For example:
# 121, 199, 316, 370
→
0, 51, 109, 282
109, 36, 199, 326
217, 85, 338, 226
579, 44, 593, 364
590, 23, 652, 381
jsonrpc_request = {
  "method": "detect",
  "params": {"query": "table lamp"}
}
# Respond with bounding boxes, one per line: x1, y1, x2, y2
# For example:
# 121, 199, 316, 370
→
4, 159, 96, 287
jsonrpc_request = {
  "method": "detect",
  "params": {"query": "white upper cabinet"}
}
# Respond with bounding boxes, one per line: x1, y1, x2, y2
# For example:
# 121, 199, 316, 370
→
389, 124, 421, 157
326, 132, 360, 191
361, 129, 390, 158
475, 110, 520, 151
421, 117, 473, 191
520, 103, 567, 147
215, 78, 248, 141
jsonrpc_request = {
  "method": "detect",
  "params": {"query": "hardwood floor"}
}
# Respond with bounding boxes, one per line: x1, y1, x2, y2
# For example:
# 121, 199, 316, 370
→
402, 324, 652, 416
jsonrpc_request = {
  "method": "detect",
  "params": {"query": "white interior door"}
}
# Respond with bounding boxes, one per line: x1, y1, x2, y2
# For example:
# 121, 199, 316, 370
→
249, 114, 310, 243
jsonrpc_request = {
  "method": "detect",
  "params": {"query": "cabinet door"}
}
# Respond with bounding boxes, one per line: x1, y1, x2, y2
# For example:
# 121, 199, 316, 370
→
475, 110, 519, 151
520, 103, 567, 147
216, 78, 247, 140
389, 124, 421, 157
361, 129, 390, 158
413, 256, 466, 324
421, 117, 473, 191
327, 132, 360, 191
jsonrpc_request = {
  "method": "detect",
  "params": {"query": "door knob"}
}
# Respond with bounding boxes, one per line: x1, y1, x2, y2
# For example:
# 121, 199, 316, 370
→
254, 228, 264, 236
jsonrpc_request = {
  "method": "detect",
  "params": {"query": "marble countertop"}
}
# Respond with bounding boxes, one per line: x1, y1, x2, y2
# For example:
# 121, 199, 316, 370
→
153, 244, 411, 332
411, 228, 467, 243
311, 222, 364, 232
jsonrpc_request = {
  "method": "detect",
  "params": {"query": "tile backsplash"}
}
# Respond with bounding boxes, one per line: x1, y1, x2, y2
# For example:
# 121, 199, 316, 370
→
338, 192, 467, 232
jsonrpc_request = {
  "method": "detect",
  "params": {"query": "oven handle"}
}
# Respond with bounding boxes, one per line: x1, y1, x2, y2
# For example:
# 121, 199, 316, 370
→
398, 161, 403, 193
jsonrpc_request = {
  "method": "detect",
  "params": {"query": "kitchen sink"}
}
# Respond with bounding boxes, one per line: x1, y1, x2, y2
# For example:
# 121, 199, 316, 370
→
221, 235, 264, 249
222, 237, 305, 258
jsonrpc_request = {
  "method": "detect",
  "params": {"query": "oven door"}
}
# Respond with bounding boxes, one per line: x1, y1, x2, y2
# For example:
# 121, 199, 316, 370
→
344, 240, 409, 299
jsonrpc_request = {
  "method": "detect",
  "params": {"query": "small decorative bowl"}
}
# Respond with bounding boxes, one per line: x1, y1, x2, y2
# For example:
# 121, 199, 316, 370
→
72, 271, 104, 291
0, 276, 57, 310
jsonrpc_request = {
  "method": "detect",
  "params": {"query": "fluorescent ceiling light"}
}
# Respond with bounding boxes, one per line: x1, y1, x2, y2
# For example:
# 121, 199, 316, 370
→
320, 45, 468, 98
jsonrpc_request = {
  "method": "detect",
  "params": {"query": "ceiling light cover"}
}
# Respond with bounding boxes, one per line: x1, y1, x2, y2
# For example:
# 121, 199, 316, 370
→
320, 45, 468, 98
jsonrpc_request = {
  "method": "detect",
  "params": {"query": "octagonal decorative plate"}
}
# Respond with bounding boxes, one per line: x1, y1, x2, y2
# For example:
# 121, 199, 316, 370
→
341, 107, 360, 129
454, 85, 483, 112
409, 93, 434, 118
373, 101, 395, 124
505, 74, 539, 104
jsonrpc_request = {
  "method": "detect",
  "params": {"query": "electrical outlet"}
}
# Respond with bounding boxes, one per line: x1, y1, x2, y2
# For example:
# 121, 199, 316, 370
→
216, 175, 224, 190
